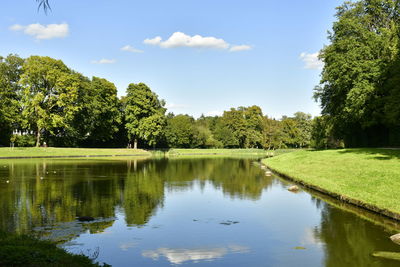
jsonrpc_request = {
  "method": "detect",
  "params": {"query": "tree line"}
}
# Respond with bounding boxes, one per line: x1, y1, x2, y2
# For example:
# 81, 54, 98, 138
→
314, 0, 400, 148
0, 54, 318, 149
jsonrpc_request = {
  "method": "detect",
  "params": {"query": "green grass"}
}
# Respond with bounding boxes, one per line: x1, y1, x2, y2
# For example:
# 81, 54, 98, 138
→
0, 231, 108, 267
168, 148, 270, 156
0, 147, 150, 158
262, 148, 400, 215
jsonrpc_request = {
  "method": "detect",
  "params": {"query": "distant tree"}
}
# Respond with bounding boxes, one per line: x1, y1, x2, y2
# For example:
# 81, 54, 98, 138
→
281, 117, 299, 148
222, 108, 248, 148
262, 117, 284, 150
125, 83, 166, 148
222, 106, 264, 148
165, 114, 195, 148
213, 122, 238, 148
292, 112, 312, 148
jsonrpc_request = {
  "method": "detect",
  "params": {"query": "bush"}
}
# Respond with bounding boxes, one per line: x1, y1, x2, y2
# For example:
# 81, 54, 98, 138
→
10, 135, 36, 147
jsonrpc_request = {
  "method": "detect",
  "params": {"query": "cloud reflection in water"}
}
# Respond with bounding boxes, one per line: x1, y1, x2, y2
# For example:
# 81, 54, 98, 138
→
142, 245, 250, 264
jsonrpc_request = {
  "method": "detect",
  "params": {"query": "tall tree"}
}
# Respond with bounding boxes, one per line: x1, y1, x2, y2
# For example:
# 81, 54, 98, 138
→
315, 0, 400, 146
0, 54, 24, 146
19, 56, 79, 146
83, 77, 122, 146
125, 83, 166, 148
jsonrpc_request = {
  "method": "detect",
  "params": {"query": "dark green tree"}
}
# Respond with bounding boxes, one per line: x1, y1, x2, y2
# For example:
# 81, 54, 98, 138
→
315, 0, 400, 147
125, 83, 166, 148
0, 54, 24, 146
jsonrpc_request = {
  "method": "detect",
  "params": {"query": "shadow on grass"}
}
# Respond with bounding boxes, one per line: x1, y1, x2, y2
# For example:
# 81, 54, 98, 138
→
336, 148, 400, 160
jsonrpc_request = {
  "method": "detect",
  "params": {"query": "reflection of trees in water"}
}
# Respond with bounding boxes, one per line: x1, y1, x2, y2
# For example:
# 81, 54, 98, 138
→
0, 158, 271, 234
162, 158, 273, 200
313, 204, 400, 267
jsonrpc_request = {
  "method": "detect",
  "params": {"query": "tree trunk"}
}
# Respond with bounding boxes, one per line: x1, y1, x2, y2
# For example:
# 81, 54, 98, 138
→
134, 138, 138, 149
36, 129, 41, 147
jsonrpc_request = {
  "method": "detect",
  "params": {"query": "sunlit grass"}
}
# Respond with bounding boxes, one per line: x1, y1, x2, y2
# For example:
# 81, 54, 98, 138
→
263, 148, 400, 214
0, 147, 150, 158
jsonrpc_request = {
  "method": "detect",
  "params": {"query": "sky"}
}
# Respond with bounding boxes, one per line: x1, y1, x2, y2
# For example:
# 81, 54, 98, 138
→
1, 0, 342, 119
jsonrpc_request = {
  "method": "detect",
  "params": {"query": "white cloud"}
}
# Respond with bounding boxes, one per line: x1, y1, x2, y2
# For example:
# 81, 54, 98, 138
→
144, 36, 162, 45
91, 59, 116, 64
205, 110, 223, 117
121, 45, 143, 53
230, 45, 252, 52
10, 23, 69, 40
300, 52, 323, 70
144, 32, 251, 52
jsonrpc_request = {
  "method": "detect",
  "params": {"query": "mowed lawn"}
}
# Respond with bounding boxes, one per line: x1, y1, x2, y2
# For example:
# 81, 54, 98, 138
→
168, 148, 269, 155
263, 148, 400, 214
0, 147, 150, 158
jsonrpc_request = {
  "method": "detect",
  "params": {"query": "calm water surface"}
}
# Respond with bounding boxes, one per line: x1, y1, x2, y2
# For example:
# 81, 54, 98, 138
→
1, 157, 400, 266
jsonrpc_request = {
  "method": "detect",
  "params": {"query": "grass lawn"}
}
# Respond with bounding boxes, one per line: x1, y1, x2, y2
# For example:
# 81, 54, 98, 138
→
0, 231, 107, 267
262, 148, 400, 216
0, 147, 150, 158
168, 148, 270, 156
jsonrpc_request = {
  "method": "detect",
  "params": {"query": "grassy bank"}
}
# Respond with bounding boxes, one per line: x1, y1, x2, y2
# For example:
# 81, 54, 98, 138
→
262, 148, 400, 218
168, 148, 271, 156
0, 147, 273, 160
0, 231, 106, 267
0, 147, 150, 158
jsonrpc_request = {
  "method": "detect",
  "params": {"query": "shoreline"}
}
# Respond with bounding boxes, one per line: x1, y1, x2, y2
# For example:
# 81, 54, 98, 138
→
0, 153, 150, 160
263, 163, 400, 222
0, 148, 270, 160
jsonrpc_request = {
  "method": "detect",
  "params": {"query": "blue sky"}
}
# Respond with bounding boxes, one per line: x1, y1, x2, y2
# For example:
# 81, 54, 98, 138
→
1, 0, 342, 118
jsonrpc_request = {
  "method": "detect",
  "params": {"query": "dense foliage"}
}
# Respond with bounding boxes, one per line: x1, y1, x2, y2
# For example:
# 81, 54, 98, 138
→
0, 54, 314, 149
315, 0, 400, 147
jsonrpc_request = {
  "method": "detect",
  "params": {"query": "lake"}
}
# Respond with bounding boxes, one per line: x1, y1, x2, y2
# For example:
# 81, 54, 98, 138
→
1, 157, 400, 266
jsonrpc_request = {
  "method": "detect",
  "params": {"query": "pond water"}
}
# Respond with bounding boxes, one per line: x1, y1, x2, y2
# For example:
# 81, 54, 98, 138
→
1, 157, 400, 266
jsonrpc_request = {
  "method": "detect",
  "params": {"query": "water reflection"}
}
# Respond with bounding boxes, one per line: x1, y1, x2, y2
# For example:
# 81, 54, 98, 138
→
0, 157, 399, 266
142, 245, 250, 265
0, 158, 270, 235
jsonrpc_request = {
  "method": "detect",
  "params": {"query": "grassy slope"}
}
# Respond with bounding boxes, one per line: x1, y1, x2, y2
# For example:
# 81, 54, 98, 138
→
0, 231, 105, 267
263, 148, 400, 214
0, 147, 150, 158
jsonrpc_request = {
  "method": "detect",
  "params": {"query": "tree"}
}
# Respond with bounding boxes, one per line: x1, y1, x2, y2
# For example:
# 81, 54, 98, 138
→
315, 0, 400, 147
292, 112, 312, 148
125, 83, 166, 148
0, 54, 24, 146
81, 77, 122, 146
165, 114, 196, 148
19, 56, 80, 146
262, 117, 284, 150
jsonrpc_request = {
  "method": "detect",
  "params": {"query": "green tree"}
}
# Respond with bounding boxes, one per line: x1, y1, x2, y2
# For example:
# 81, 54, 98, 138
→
19, 56, 80, 147
262, 117, 284, 150
292, 112, 312, 148
0, 54, 24, 146
315, 0, 400, 147
165, 114, 196, 148
81, 77, 122, 146
125, 83, 166, 148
